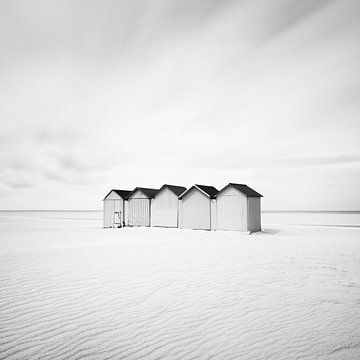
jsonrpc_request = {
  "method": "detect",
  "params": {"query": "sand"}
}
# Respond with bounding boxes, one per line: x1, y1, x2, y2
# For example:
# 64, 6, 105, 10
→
1, 213, 360, 359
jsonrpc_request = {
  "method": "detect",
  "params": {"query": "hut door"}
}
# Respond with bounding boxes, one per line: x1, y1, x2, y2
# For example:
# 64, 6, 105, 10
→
181, 191, 211, 230
217, 195, 245, 231
113, 200, 122, 227
104, 200, 115, 228
129, 199, 150, 226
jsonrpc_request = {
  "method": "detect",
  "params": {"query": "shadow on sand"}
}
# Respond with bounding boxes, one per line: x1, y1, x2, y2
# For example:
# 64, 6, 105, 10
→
260, 228, 281, 235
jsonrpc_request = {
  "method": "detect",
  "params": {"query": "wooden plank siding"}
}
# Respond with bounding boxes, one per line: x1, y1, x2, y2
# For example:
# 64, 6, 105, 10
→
247, 197, 261, 233
179, 188, 211, 230
128, 189, 151, 227
103, 199, 124, 228
151, 187, 179, 228
128, 199, 150, 226
216, 186, 248, 231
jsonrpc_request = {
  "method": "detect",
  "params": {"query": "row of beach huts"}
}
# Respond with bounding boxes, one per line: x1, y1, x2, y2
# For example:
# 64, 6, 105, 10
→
103, 183, 263, 233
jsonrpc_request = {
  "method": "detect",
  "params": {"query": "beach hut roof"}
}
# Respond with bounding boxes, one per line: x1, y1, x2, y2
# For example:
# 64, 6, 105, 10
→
219, 183, 263, 197
103, 189, 131, 200
128, 187, 159, 199
156, 184, 187, 197
196, 184, 219, 198
179, 184, 219, 199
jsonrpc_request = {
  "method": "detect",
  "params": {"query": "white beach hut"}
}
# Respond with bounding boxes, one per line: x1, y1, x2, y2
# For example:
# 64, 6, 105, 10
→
151, 184, 187, 228
103, 189, 131, 228
127, 187, 158, 227
178, 184, 218, 230
216, 183, 263, 233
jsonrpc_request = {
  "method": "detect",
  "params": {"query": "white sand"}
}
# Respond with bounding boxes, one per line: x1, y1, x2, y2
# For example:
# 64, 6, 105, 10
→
1, 214, 360, 360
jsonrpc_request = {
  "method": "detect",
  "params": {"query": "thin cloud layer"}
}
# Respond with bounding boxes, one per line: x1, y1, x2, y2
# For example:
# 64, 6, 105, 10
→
0, 0, 359, 209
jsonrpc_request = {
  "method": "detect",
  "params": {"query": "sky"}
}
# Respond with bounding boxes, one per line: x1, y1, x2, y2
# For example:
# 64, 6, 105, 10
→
0, 0, 359, 210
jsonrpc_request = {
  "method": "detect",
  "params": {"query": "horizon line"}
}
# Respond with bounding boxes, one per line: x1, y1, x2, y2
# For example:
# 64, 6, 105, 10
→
0, 209, 360, 213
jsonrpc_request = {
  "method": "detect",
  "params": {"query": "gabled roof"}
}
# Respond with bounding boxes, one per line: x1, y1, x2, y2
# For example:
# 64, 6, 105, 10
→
196, 184, 219, 198
156, 184, 187, 197
219, 183, 263, 197
103, 189, 131, 200
127, 187, 159, 199
179, 184, 219, 199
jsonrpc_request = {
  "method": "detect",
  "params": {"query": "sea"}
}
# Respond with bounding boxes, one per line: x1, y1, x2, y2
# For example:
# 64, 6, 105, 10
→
0, 210, 359, 228
262, 210, 360, 227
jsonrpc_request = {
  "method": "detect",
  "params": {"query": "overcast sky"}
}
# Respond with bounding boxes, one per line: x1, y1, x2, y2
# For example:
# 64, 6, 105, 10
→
0, 0, 359, 210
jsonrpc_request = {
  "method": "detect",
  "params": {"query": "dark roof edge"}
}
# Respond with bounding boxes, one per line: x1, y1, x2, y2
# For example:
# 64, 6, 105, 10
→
179, 184, 218, 199
178, 185, 197, 199
156, 184, 187, 197
127, 187, 159, 199
195, 184, 219, 199
219, 183, 263, 197
103, 189, 131, 200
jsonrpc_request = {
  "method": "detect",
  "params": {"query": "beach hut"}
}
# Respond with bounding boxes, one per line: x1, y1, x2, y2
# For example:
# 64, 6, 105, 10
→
103, 189, 131, 228
127, 187, 158, 227
179, 184, 218, 230
151, 184, 187, 228
216, 183, 263, 233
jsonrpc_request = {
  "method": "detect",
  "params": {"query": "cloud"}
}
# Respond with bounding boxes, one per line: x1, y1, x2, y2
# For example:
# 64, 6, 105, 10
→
55, 154, 91, 172
0, 0, 359, 209
279, 154, 360, 167
258, 154, 360, 169
4, 180, 34, 189
264, 0, 338, 38
35, 129, 81, 146
176, 153, 360, 171
0, 173, 34, 189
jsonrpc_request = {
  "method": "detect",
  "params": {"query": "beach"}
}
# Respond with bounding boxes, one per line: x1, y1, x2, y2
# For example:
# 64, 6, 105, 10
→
1, 212, 360, 359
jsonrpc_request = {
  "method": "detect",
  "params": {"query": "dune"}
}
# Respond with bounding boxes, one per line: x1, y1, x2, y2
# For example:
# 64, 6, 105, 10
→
0, 213, 360, 359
